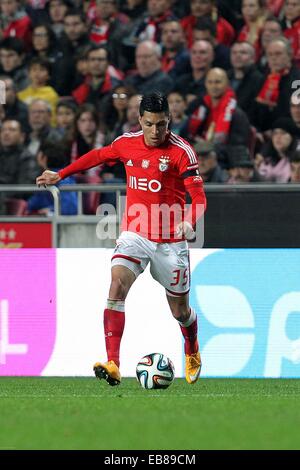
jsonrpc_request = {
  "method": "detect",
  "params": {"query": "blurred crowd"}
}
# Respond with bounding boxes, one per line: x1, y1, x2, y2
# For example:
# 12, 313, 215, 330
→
1, 0, 300, 216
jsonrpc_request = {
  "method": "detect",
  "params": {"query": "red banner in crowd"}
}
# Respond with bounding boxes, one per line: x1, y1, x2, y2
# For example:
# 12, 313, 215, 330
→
0, 223, 52, 248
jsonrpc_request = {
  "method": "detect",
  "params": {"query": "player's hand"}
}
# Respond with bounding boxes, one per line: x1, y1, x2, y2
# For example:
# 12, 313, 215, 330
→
176, 221, 196, 241
36, 170, 61, 187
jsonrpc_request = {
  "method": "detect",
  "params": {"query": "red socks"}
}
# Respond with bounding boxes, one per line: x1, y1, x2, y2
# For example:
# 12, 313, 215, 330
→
104, 306, 125, 367
179, 309, 199, 355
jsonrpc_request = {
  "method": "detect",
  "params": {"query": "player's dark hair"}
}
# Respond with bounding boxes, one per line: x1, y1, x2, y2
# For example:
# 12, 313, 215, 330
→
139, 92, 169, 116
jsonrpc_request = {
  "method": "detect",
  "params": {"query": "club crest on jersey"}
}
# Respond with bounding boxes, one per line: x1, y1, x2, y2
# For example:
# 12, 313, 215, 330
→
159, 156, 170, 172
142, 159, 150, 169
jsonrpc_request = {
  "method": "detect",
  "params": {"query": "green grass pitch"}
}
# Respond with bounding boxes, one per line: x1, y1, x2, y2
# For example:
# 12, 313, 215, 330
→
1, 377, 300, 450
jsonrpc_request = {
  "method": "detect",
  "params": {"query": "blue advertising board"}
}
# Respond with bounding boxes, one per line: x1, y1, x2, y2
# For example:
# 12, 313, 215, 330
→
189, 250, 300, 378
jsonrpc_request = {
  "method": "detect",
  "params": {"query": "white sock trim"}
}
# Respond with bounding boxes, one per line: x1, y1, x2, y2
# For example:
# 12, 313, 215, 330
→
107, 299, 125, 312
178, 308, 196, 327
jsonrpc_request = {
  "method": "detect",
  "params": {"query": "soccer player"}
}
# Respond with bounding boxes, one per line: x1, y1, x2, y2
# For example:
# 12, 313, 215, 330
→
36, 92, 206, 386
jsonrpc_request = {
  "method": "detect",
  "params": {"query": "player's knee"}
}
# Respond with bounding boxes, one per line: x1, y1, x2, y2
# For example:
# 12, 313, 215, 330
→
169, 302, 190, 322
109, 278, 129, 300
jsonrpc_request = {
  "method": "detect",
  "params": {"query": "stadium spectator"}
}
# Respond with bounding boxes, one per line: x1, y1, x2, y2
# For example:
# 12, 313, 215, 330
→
160, 20, 190, 79
120, 0, 147, 20
253, 37, 300, 131
0, 37, 29, 91
227, 41, 264, 117
125, 40, 174, 95
167, 90, 188, 135
255, 117, 300, 182
55, 9, 91, 92
0, 0, 32, 49
227, 145, 262, 183
72, 45, 121, 111
258, 16, 283, 72
0, 119, 37, 206
27, 140, 77, 215
25, 0, 49, 25
18, 57, 59, 126
282, 0, 300, 66
48, 0, 70, 38
266, 0, 285, 16
70, 103, 104, 165
1, 75, 29, 132
194, 141, 229, 182
89, 0, 129, 70
174, 39, 214, 104
181, 0, 235, 48
238, 0, 267, 60
121, 93, 142, 133
30, 23, 71, 96
69, 103, 105, 213
192, 16, 231, 70
60, 9, 90, 56
133, 0, 175, 44
184, 68, 251, 166
55, 98, 77, 137
103, 84, 135, 144
289, 151, 300, 182
26, 98, 61, 155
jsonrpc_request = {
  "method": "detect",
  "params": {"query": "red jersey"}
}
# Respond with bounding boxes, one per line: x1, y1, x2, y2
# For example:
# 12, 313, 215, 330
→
58, 131, 206, 242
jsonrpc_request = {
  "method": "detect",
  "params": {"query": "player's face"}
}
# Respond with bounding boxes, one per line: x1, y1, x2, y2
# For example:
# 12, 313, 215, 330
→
139, 111, 170, 147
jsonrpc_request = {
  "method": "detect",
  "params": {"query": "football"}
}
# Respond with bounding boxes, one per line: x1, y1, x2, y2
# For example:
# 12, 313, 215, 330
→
136, 353, 175, 389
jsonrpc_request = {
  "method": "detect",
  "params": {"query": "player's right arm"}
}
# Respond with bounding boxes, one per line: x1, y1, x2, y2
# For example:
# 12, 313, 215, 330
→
36, 142, 121, 186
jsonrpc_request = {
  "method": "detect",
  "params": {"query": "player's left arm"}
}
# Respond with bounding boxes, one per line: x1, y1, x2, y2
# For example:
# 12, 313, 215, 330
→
175, 147, 207, 240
